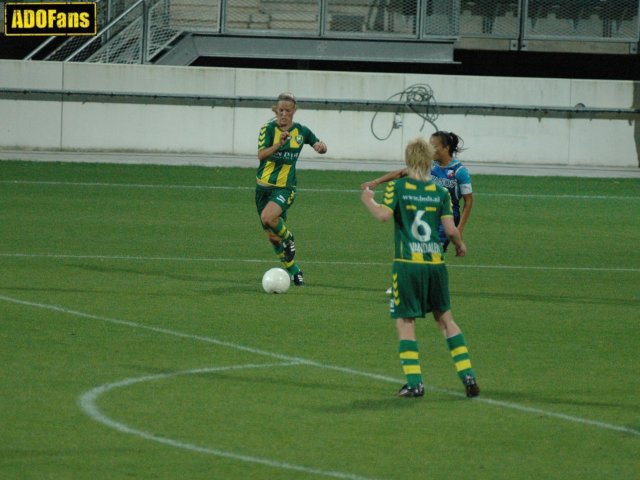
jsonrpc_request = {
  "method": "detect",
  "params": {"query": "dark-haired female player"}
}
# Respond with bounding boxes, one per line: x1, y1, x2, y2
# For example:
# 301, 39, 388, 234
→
361, 131, 473, 251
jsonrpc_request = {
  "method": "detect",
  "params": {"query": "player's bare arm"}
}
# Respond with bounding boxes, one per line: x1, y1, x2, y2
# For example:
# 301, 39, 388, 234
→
442, 216, 466, 257
361, 187, 393, 222
458, 193, 473, 235
313, 141, 327, 154
258, 131, 290, 161
360, 168, 407, 190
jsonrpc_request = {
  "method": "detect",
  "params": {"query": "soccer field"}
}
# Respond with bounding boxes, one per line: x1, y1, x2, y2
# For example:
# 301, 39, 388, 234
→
1, 160, 639, 480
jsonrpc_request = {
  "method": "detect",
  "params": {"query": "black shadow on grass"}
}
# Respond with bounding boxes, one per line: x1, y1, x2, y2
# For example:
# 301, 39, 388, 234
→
287, 281, 390, 295
65, 261, 390, 295
0, 284, 257, 297
68, 263, 261, 294
312, 397, 443, 413
452, 289, 639, 307
0, 285, 133, 296
185, 372, 463, 412
69, 263, 217, 284
188, 371, 369, 395
487, 389, 633, 409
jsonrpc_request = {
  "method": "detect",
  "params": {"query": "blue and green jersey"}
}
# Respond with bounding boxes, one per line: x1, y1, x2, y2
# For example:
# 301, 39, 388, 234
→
431, 159, 472, 220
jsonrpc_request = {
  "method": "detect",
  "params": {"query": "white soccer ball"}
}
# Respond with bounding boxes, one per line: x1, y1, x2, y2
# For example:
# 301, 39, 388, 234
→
262, 268, 291, 294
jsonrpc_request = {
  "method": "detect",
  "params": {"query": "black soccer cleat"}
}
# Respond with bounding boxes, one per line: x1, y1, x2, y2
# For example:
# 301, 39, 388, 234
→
463, 375, 480, 398
292, 270, 305, 287
397, 383, 425, 398
283, 235, 296, 263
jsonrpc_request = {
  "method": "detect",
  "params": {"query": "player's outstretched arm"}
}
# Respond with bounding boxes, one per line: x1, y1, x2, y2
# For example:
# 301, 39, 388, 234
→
360, 168, 407, 190
361, 187, 393, 222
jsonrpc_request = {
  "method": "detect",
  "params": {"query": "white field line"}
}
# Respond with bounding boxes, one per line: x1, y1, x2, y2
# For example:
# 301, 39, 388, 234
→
2, 179, 639, 201
1, 252, 638, 273
79, 363, 385, 480
1, 293, 639, 439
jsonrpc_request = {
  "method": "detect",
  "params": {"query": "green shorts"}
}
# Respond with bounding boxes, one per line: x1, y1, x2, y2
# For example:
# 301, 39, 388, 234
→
389, 261, 451, 319
255, 184, 296, 227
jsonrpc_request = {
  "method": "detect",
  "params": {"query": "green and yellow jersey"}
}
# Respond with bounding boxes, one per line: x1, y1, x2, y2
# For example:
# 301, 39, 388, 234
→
257, 120, 320, 188
382, 177, 454, 264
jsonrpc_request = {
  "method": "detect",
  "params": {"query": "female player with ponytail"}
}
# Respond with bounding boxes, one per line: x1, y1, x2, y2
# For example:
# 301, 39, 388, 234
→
361, 131, 473, 251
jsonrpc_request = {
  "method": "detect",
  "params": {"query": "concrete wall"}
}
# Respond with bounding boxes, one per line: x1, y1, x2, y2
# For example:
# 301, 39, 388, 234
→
0, 59, 637, 167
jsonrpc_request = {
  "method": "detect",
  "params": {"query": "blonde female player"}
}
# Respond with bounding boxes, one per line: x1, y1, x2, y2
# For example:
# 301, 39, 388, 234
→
255, 92, 327, 286
361, 137, 480, 398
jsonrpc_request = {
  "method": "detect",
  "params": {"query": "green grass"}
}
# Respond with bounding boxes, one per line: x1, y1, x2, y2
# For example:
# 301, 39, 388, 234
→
1, 160, 639, 480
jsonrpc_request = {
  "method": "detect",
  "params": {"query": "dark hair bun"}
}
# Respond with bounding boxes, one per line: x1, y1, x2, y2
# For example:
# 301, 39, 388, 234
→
449, 132, 459, 150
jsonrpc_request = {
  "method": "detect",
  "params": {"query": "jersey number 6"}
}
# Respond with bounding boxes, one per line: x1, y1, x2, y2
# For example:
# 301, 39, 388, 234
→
411, 210, 432, 242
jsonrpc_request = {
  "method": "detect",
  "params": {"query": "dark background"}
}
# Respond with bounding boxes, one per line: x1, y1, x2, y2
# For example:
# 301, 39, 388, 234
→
2, 36, 639, 81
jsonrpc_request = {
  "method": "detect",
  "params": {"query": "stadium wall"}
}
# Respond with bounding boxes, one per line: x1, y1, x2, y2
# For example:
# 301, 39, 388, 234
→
0, 59, 638, 168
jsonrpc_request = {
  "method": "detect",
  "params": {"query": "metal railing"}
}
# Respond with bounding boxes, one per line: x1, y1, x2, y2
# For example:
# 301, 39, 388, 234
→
22, 0, 640, 63
1, 88, 638, 121
22, 0, 180, 64
170, 0, 460, 39
168, 0, 638, 44
71, 0, 178, 63
460, 0, 639, 45
23, 0, 139, 61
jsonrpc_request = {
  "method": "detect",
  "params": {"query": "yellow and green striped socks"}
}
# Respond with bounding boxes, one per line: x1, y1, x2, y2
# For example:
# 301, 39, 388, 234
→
273, 243, 299, 274
446, 333, 475, 381
271, 217, 292, 242
399, 339, 422, 388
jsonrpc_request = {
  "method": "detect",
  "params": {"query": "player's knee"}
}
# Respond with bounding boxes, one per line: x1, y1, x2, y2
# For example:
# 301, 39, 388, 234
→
260, 210, 277, 228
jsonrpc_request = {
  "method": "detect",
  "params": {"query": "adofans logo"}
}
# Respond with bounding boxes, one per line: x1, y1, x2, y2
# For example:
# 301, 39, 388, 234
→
4, 2, 97, 36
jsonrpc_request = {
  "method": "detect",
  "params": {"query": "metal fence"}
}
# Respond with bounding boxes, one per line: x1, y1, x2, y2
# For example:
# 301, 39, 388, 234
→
524, 0, 639, 41
167, 0, 638, 43
21, 0, 142, 61
72, 1, 147, 63
21, 0, 179, 63
80, 0, 179, 63
460, 0, 639, 43
170, 0, 460, 38
20, 0, 640, 64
